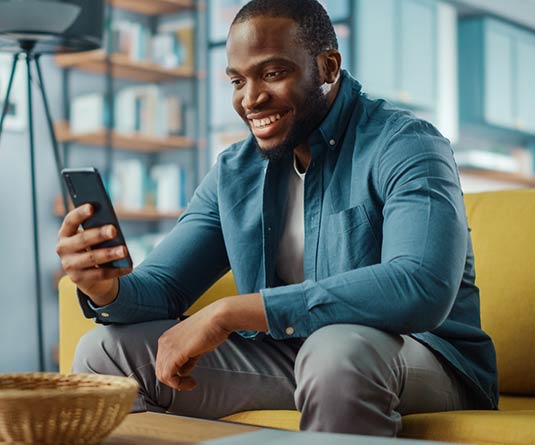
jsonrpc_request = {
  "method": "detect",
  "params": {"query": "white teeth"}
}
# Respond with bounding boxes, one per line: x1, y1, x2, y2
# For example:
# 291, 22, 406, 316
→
252, 113, 282, 128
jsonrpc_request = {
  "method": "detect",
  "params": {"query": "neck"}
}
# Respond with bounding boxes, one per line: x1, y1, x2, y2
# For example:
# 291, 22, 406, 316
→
294, 145, 310, 173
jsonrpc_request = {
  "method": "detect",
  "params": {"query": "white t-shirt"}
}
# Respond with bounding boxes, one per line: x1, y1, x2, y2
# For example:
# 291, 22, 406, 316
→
276, 157, 306, 285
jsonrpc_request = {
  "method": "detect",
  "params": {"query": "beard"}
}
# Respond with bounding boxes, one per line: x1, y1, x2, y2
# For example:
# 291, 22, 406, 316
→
252, 69, 330, 163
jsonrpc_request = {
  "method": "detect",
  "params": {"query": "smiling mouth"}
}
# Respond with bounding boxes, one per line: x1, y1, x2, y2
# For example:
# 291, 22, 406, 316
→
250, 112, 287, 129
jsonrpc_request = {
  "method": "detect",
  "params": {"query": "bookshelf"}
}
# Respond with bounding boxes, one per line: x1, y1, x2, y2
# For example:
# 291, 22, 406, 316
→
109, 0, 194, 15
54, 121, 194, 152
55, 50, 195, 82
52, 0, 205, 300
55, 0, 201, 213
53, 196, 184, 220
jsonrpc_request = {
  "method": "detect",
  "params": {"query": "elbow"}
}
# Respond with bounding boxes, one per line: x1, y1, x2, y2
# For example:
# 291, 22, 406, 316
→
393, 265, 458, 333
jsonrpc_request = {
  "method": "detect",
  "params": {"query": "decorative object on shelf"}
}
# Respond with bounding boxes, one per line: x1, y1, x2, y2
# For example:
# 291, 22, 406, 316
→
0, 372, 138, 444
0, 0, 104, 371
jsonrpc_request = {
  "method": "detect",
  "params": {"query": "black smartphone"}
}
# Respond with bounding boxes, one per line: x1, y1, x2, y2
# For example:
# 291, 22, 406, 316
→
61, 167, 133, 268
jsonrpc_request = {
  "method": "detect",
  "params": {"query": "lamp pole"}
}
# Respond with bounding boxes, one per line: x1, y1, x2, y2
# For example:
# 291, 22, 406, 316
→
0, 44, 69, 371
25, 45, 46, 371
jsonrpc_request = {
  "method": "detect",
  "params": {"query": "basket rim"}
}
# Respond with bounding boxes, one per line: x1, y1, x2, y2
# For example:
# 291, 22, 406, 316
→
0, 372, 138, 400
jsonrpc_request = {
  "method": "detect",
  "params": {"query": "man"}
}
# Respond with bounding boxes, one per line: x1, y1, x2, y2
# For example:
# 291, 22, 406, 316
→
56, 0, 498, 437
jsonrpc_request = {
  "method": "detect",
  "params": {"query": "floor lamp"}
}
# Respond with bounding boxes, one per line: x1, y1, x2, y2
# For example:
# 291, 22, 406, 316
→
0, 0, 104, 371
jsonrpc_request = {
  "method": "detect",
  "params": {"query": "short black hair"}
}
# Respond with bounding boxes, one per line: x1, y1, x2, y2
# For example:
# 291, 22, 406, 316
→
231, 0, 338, 57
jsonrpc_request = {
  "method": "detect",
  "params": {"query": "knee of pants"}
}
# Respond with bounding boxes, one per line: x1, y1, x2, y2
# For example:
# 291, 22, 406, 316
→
294, 324, 403, 404
72, 325, 125, 374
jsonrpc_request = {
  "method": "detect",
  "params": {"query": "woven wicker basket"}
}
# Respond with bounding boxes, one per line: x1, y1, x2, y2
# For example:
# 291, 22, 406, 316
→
0, 373, 138, 444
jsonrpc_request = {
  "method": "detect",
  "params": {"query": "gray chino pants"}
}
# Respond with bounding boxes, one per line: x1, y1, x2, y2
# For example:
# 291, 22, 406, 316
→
73, 321, 474, 436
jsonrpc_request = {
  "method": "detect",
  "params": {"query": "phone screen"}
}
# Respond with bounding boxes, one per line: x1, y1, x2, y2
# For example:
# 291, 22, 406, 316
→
62, 167, 133, 268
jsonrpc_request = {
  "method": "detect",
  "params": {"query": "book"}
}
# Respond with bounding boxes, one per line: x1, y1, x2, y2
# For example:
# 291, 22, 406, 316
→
70, 93, 108, 133
157, 16, 195, 70
114, 85, 184, 137
110, 159, 146, 210
150, 164, 186, 211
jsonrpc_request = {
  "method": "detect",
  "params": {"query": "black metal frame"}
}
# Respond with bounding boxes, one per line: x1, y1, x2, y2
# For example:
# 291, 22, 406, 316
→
0, 47, 69, 371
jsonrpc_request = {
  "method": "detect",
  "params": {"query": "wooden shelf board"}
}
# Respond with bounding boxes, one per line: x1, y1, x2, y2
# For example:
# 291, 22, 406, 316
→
55, 50, 194, 82
109, 0, 193, 15
54, 121, 194, 152
54, 196, 184, 221
459, 168, 535, 187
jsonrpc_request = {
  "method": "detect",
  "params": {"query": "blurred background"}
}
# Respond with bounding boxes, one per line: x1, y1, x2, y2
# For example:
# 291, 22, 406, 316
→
0, 0, 533, 372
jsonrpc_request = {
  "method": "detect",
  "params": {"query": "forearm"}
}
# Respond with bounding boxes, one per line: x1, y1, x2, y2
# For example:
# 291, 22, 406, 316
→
216, 293, 269, 333
84, 278, 119, 307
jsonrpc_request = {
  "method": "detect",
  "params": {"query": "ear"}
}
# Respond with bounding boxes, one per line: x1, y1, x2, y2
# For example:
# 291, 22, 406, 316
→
318, 50, 341, 84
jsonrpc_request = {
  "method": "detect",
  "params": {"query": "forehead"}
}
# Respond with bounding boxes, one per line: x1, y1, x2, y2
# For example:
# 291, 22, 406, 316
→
226, 16, 309, 69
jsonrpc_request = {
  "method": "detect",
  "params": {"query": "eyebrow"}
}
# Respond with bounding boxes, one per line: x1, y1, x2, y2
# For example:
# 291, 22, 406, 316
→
225, 56, 297, 76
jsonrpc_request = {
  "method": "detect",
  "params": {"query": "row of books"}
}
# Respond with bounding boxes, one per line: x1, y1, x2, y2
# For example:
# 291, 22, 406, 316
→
70, 86, 184, 137
107, 17, 194, 69
110, 159, 187, 212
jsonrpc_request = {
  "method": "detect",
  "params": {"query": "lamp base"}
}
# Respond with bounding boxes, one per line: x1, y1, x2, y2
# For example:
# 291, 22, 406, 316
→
0, 32, 100, 54
0, 0, 99, 54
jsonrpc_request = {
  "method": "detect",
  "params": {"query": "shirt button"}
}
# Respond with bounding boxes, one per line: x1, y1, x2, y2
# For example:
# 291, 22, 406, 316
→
285, 326, 295, 336
329, 139, 336, 146
101, 312, 110, 318
267, 227, 272, 231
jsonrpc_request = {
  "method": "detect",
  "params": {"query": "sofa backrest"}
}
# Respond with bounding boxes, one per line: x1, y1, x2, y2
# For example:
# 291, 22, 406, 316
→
465, 189, 535, 395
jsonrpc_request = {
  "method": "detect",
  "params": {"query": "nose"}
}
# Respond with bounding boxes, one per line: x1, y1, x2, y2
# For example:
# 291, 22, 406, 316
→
241, 81, 269, 111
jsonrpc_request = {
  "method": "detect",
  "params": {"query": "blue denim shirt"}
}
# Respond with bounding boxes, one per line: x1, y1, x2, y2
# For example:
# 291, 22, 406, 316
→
81, 70, 498, 409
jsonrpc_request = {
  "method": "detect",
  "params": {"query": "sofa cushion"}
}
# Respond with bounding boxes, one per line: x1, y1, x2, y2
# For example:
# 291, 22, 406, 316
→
222, 408, 535, 445
400, 410, 535, 445
499, 395, 535, 411
464, 190, 535, 395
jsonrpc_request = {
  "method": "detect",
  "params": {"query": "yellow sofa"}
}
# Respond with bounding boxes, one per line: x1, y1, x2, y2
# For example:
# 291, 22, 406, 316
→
59, 189, 535, 444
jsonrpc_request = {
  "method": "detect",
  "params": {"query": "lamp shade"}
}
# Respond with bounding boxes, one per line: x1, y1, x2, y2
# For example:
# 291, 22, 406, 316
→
0, 1, 80, 34
61, 0, 105, 52
0, 0, 104, 54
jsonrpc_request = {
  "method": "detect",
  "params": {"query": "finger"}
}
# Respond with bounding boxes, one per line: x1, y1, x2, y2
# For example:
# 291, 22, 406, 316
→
62, 246, 129, 270
177, 356, 200, 376
57, 224, 117, 255
67, 266, 132, 286
167, 375, 198, 391
57, 204, 93, 238
155, 346, 182, 386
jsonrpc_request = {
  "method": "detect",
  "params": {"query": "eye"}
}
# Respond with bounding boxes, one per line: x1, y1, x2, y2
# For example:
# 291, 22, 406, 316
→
230, 78, 244, 88
264, 70, 285, 80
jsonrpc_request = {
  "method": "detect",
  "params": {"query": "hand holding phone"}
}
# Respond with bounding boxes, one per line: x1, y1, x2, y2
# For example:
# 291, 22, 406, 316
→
56, 167, 133, 305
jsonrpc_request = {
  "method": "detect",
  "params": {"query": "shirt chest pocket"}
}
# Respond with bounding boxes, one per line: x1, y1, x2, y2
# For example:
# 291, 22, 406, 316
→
325, 205, 380, 273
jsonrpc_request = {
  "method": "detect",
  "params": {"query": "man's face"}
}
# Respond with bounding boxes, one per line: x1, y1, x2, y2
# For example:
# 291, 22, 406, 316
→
226, 17, 329, 161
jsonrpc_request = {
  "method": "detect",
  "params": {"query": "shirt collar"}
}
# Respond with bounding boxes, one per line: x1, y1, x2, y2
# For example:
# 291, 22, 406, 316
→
308, 69, 362, 157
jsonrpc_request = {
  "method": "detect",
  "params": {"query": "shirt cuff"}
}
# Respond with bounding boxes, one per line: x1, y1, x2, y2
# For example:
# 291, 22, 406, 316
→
260, 282, 310, 339
76, 279, 137, 324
